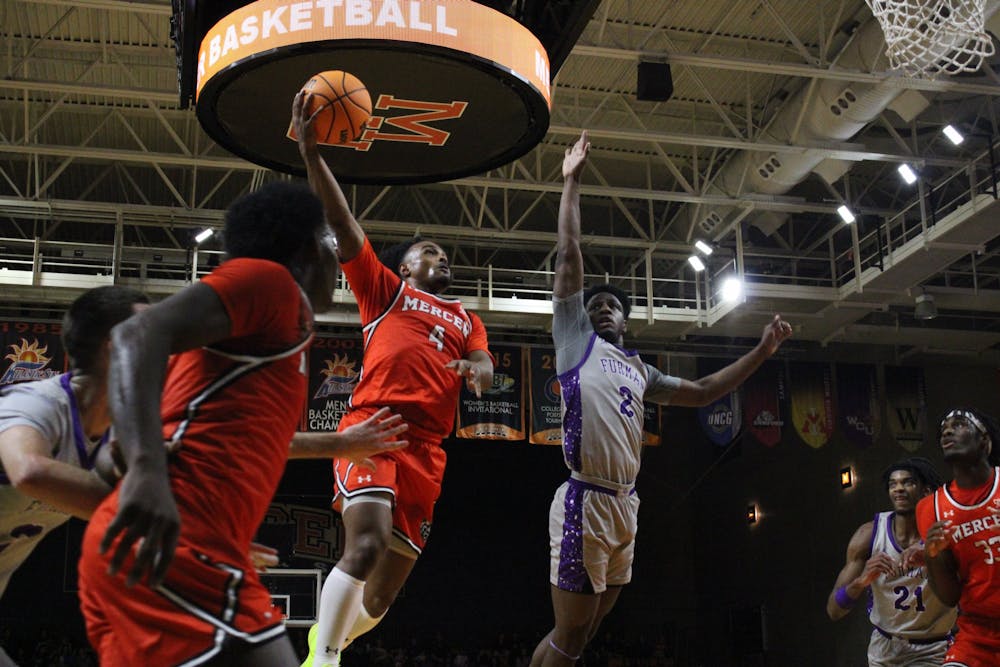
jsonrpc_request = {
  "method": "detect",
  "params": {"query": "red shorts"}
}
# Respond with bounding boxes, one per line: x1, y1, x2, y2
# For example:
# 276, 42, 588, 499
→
332, 438, 445, 554
79, 503, 286, 666
944, 615, 1000, 666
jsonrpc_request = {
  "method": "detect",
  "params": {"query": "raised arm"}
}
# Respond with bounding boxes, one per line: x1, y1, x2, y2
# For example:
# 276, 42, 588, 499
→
553, 131, 590, 299
669, 314, 792, 407
289, 407, 408, 468
103, 283, 232, 586
0, 426, 112, 520
292, 92, 365, 262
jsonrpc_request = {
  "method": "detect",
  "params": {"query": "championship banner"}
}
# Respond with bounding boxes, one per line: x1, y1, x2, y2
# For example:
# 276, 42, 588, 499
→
885, 365, 927, 452
837, 363, 880, 449
696, 359, 742, 447
788, 362, 834, 449
456, 344, 524, 440
0, 322, 66, 386
305, 336, 363, 432
528, 346, 562, 445
743, 361, 785, 447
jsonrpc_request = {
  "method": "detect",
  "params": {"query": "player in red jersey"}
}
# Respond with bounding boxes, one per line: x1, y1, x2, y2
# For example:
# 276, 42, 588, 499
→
293, 93, 495, 667
916, 407, 1000, 667
77, 182, 405, 667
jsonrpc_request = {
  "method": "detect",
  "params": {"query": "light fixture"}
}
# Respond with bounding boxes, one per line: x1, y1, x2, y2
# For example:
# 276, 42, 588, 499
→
694, 240, 714, 256
914, 291, 938, 320
194, 228, 215, 244
73, 249, 85, 257
721, 276, 743, 302
836, 205, 856, 223
687, 255, 706, 272
840, 467, 854, 489
897, 164, 918, 185
746, 504, 758, 525
943, 124, 965, 146
511, 293, 518, 300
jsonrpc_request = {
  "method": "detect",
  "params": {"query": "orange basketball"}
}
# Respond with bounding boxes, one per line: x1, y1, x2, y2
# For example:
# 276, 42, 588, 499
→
300, 70, 372, 145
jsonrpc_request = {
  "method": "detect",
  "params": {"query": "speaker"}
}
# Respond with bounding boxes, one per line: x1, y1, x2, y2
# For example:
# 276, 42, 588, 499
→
636, 61, 673, 102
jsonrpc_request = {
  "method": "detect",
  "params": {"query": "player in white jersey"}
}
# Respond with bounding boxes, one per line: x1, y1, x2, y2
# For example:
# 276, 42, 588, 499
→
826, 457, 955, 666
530, 131, 793, 666
0, 286, 149, 666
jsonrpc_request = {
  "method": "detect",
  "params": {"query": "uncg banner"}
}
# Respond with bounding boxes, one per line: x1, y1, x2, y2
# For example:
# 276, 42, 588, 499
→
456, 344, 524, 440
743, 360, 785, 448
837, 363, 879, 449
885, 365, 926, 452
696, 359, 742, 447
0, 321, 66, 386
305, 336, 363, 432
788, 362, 835, 449
528, 346, 563, 445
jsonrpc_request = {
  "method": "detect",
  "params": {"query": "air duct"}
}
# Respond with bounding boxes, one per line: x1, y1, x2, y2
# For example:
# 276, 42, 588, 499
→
693, 5, 998, 239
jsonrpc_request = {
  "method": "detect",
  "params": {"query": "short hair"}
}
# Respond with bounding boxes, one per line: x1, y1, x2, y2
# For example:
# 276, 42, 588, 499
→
62, 286, 149, 373
583, 283, 631, 319
881, 457, 944, 491
378, 236, 425, 276
939, 406, 1000, 466
222, 181, 325, 265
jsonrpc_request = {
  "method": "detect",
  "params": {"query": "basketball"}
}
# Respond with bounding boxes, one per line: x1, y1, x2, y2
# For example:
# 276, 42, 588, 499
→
300, 70, 372, 145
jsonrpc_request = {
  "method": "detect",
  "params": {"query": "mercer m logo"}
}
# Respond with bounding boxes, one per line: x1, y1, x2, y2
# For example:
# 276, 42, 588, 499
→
335, 95, 469, 152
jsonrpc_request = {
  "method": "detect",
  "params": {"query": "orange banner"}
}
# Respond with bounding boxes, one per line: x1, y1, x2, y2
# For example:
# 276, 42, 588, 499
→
196, 0, 551, 107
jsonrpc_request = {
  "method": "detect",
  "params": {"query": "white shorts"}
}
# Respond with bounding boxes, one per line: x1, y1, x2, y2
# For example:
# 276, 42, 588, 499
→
548, 475, 639, 594
867, 628, 949, 667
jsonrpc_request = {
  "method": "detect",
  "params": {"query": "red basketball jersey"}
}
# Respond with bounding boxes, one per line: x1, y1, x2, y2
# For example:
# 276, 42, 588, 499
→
916, 467, 1000, 618
340, 239, 490, 442
159, 257, 313, 563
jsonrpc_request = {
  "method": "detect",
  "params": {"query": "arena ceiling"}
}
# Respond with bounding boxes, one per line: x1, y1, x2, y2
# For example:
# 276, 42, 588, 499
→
3, 0, 1000, 363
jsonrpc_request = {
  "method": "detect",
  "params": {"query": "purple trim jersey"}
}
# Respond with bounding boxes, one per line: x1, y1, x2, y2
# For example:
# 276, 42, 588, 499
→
552, 291, 679, 485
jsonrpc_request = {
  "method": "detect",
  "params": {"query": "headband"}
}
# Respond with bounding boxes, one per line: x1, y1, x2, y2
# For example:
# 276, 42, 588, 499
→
941, 409, 986, 435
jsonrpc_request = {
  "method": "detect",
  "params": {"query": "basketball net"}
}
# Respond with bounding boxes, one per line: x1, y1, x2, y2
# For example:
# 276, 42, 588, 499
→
865, 0, 995, 77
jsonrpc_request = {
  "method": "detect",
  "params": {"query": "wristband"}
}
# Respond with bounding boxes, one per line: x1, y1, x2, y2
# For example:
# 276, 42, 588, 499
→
835, 585, 858, 610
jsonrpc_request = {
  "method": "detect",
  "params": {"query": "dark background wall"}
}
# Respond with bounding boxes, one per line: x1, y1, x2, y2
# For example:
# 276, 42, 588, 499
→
3, 360, 998, 666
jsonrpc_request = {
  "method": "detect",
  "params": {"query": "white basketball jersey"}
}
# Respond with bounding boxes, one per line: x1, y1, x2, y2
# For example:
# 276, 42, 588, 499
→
868, 511, 956, 639
0, 374, 106, 597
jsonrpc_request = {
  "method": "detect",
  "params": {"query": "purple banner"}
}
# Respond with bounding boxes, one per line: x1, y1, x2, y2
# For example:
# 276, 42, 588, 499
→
837, 363, 879, 449
305, 336, 363, 432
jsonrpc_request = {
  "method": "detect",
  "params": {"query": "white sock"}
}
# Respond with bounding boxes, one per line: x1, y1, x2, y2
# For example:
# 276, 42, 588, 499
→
343, 602, 386, 648
313, 567, 365, 667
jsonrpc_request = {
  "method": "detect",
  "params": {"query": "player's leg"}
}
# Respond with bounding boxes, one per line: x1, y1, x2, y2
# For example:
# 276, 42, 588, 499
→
311, 495, 393, 667
585, 584, 623, 644
541, 586, 604, 666
343, 547, 417, 646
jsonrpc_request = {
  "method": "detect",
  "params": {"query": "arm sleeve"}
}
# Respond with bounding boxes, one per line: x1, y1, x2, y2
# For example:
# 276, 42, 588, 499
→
200, 258, 301, 339
340, 238, 403, 324
552, 290, 595, 374
644, 364, 682, 405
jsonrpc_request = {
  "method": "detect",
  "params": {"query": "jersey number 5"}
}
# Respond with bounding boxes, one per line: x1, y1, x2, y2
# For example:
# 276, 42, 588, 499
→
428, 324, 446, 352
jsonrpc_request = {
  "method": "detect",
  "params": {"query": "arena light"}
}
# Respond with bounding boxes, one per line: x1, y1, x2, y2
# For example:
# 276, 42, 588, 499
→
840, 467, 854, 489
687, 255, 706, 272
746, 504, 758, 525
897, 164, 918, 185
836, 205, 856, 224
721, 276, 743, 303
194, 228, 214, 244
943, 125, 965, 146
694, 240, 714, 256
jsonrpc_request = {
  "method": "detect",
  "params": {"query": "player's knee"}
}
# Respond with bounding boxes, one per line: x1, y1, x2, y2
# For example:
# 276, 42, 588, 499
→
344, 532, 389, 572
552, 621, 590, 652
362, 588, 397, 617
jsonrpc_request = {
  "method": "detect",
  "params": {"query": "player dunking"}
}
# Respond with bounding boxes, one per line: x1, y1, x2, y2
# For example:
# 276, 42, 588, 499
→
75, 181, 403, 666
531, 131, 792, 666
292, 93, 494, 667
827, 457, 955, 665
918, 407, 1000, 667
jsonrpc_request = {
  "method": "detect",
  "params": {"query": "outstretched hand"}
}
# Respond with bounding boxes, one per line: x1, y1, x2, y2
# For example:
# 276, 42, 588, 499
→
291, 91, 320, 155
99, 465, 180, 588
924, 520, 954, 558
249, 542, 279, 572
900, 542, 927, 571
857, 552, 900, 586
760, 314, 793, 355
446, 358, 489, 398
336, 407, 409, 470
563, 130, 590, 180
